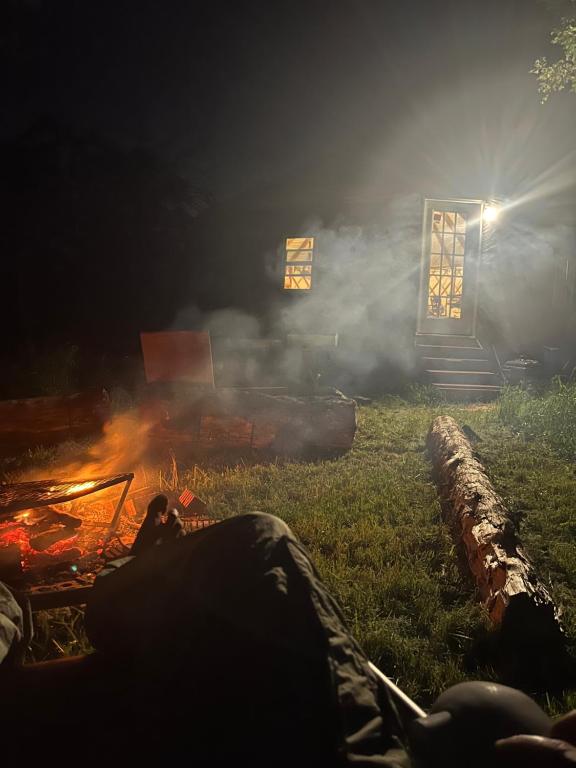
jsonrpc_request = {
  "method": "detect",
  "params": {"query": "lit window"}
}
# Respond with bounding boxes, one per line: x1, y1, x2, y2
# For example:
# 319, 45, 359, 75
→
284, 237, 314, 290
427, 211, 467, 319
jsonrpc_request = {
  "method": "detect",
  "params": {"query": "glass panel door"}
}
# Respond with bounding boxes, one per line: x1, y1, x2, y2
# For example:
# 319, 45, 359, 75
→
418, 199, 482, 335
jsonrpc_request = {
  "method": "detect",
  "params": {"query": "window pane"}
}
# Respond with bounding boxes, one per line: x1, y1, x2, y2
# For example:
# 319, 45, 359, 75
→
285, 264, 312, 276
443, 234, 455, 254
286, 251, 313, 263
440, 275, 452, 295
444, 212, 456, 233
442, 253, 454, 271
284, 275, 312, 290
286, 237, 314, 251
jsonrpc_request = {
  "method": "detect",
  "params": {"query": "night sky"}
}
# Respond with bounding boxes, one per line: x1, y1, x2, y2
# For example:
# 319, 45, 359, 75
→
3, 0, 576, 370
4, 1, 573, 193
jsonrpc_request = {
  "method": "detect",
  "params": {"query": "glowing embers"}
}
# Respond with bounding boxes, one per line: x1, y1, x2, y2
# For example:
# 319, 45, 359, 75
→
427, 211, 467, 319
0, 474, 134, 583
0, 503, 86, 578
284, 237, 314, 290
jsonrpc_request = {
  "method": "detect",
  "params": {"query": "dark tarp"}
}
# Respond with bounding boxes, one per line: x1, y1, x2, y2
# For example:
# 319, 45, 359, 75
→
0, 582, 23, 664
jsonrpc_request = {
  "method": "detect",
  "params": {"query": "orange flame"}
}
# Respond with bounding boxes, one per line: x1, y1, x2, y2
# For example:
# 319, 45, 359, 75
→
26, 411, 154, 482
65, 481, 97, 495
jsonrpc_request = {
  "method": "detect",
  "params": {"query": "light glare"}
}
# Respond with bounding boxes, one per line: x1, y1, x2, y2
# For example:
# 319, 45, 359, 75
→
483, 205, 499, 223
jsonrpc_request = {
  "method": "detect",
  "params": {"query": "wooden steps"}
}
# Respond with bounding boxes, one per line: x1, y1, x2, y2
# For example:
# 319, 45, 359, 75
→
420, 357, 493, 371
415, 333, 502, 401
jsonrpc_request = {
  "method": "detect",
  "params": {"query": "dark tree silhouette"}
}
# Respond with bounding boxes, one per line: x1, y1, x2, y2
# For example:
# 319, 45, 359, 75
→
2, 121, 208, 359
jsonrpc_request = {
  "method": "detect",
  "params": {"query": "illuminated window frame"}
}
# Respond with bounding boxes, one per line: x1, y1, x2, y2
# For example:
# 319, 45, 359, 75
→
283, 237, 314, 290
427, 210, 467, 320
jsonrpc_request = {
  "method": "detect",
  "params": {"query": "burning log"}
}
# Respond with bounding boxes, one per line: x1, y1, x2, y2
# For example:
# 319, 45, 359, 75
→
0, 388, 111, 454
3, 507, 83, 555
26, 547, 82, 571
25, 507, 82, 531
29, 527, 79, 552
427, 416, 564, 663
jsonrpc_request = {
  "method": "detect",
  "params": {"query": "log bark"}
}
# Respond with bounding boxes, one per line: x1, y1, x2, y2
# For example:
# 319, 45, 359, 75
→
427, 415, 564, 652
0, 389, 111, 454
142, 389, 357, 455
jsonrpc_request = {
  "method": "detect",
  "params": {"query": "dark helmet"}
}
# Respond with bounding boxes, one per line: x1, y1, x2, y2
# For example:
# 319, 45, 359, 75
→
409, 681, 551, 768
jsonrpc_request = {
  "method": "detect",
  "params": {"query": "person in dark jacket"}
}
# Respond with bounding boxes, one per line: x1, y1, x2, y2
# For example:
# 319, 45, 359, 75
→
130, 493, 167, 555
2, 510, 574, 767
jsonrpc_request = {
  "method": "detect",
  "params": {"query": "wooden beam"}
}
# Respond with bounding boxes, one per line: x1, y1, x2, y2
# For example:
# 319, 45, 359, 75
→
27, 585, 93, 611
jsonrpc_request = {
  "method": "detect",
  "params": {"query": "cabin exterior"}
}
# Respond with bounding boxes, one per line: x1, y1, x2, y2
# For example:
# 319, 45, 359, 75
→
187, 180, 576, 396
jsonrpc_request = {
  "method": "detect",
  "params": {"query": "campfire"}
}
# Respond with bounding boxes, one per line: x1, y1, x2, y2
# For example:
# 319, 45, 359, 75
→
0, 333, 357, 597
0, 469, 213, 595
0, 474, 134, 584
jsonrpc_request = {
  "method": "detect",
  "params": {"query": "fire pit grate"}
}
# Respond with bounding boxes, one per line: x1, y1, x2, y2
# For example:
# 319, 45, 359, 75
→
0, 474, 134, 517
0, 475, 220, 606
0, 473, 134, 587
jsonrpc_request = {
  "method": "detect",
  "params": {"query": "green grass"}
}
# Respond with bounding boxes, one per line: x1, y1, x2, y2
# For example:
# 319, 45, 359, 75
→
176, 400, 499, 705
28, 607, 92, 662
498, 381, 576, 460
18, 396, 576, 713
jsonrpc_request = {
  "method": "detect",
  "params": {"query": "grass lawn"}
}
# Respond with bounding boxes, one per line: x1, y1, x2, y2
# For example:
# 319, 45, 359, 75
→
21, 397, 576, 713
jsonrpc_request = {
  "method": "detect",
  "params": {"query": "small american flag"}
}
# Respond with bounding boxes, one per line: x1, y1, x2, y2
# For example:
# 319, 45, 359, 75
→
179, 488, 196, 508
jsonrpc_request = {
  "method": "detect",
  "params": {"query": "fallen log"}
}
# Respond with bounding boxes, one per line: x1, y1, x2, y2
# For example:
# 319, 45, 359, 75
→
142, 389, 357, 455
427, 415, 564, 656
0, 389, 111, 455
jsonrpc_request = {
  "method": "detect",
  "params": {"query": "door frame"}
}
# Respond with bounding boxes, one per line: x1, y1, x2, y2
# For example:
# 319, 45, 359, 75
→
417, 197, 485, 336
